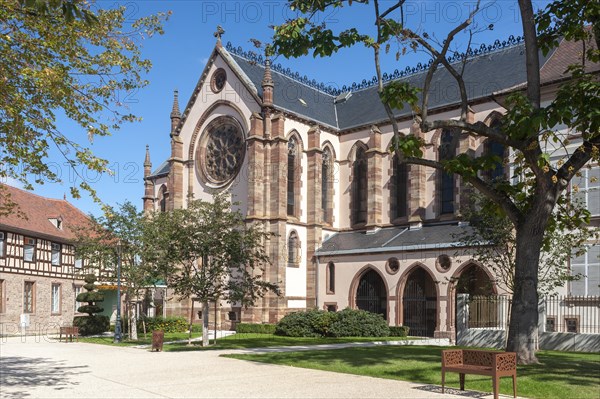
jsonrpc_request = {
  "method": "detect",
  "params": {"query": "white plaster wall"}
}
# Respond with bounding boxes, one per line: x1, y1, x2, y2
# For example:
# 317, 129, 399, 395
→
285, 223, 307, 297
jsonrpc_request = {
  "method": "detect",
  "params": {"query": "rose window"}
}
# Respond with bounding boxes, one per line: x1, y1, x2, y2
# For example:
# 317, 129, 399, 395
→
198, 116, 245, 186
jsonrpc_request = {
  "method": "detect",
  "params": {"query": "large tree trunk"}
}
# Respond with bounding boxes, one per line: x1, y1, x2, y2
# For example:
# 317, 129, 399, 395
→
506, 214, 547, 364
201, 301, 209, 347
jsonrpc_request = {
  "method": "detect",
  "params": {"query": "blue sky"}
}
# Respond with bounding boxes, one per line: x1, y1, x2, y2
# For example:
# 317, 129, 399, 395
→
7, 1, 547, 216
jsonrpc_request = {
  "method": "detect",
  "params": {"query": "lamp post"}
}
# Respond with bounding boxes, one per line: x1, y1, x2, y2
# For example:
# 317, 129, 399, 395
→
114, 241, 123, 343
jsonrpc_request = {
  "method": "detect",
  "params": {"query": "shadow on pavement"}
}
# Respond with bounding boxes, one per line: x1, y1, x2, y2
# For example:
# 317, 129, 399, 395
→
0, 356, 89, 398
413, 384, 491, 398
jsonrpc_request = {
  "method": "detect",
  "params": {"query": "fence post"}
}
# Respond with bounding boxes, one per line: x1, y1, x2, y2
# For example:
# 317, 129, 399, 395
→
456, 294, 469, 345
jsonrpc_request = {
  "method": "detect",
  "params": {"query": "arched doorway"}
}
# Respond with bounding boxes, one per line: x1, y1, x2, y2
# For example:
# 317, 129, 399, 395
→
402, 267, 437, 337
355, 270, 387, 319
456, 263, 495, 296
455, 263, 497, 328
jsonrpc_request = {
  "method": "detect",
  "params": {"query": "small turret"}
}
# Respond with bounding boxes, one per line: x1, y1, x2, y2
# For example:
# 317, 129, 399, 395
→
262, 55, 274, 107
143, 145, 154, 212
170, 90, 181, 136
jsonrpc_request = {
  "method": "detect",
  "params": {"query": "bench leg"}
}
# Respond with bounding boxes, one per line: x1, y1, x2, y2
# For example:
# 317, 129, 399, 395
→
512, 374, 517, 398
441, 370, 445, 393
459, 373, 465, 391
493, 377, 499, 399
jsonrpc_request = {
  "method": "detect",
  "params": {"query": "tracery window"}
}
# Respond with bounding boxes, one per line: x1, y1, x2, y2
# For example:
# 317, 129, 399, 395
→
391, 154, 408, 220
322, 148, 333, 224
352, 146, 368, 225
439, 130, 455, 215
287, 137, 298, 216
287, 231, 300, 266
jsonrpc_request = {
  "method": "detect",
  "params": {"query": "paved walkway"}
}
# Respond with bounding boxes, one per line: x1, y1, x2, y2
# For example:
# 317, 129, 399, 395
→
1, 336, 518, 399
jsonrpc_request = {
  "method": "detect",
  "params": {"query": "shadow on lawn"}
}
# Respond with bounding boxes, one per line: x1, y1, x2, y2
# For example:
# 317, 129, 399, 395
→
517, 351, 600, 388
0, 356, 89, 398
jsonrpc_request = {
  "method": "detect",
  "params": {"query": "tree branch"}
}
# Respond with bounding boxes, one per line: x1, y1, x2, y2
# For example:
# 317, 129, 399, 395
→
422, 119, 523, 149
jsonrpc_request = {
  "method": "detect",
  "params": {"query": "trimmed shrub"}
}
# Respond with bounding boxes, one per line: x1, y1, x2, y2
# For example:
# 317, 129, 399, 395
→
275, 309, 329, 337
388, 326, 410, 337
327, 308, 390, 337
236, 323, 277, 334
73, 315, 110, 336
138, 316, 188, 333
275, 308, 389, 338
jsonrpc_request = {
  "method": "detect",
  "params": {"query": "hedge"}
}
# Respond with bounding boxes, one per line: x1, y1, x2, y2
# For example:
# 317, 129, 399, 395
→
139, 316, 188, 333
388, 326, 410, 337
275, 308, 391, 338
236, 323, 277, 334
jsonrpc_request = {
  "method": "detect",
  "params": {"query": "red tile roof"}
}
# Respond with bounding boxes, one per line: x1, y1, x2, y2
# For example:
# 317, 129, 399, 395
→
540, 36, 600, 84
0, 184, 92, 243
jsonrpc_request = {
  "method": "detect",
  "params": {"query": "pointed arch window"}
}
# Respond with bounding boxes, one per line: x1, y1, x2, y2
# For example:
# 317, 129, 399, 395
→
326, 262, 335, 294
485, 120, 506, 181
287, 138, 298, 217
352, 146, 368, 225
287, 231, 300, 267
159, 185, 169, 213
322, 149, 333, 224
391, 154, 408, 220
439, 130, 455, 215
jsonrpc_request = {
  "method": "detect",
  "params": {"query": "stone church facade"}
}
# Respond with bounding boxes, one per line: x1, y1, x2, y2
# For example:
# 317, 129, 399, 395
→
143, 35, 599, 337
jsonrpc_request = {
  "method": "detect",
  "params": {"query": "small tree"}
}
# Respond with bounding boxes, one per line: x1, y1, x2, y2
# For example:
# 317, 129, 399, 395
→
74, 202, 149, 340
143, 193, 281, 346
73, 274, 109, 336
457, 191, 598, 295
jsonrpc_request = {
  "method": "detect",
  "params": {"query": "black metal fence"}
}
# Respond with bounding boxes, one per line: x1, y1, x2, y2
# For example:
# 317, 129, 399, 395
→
466, 295, 600, 334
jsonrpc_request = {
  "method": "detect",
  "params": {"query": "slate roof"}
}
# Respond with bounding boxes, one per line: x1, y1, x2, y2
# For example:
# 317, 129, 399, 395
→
148, 161, 170, 178
225, 39, 564, 130
0, 184, 92, 243
316, 223, 476, 255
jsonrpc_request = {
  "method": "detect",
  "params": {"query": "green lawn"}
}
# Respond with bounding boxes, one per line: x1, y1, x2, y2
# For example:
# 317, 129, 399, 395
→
164, 333, 417, 351
224, 346, 600, 399
78, 332, 417, 350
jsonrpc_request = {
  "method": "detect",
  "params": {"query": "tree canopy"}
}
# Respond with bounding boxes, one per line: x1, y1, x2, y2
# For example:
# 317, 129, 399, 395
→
0, 0, 168, 209
271, 0, 599, 363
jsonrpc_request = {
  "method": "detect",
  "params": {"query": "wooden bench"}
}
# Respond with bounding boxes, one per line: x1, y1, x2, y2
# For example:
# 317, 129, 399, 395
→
441, 349, 517, 399
59, 326, 79, 342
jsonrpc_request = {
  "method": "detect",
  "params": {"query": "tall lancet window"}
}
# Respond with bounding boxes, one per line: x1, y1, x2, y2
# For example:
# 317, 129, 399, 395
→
486, 119, 506, 182
322, 148, 333, 224
287, 138, 299, 216
352, 146, 368, 225
392, 154, 408, 220
439, 130, 455, 215
159, 185, 169, 213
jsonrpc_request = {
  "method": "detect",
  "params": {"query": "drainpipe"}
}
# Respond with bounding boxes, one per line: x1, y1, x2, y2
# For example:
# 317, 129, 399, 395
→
315, 254, 320, 310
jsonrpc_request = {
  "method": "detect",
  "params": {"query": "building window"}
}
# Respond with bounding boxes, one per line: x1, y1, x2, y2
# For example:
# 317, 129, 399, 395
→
51, 243, 61, 266
391, 154, 408, 220
287, 137, 298, 217
572, 166, 600, 217
228, 311, 237, 321
24, 282, 35, 313
386, 258, 400, 275
74, 257, 83, 269
352, 146, 368, 225
326, 262, 335, 294
51, 284, 61, 314
23, 237, 36, 262
74, 285, 83, 313
485, 119, 506, 181
0, 279, 5, 313
326, 304, 337, 312
565, 317, 578, 333
159, 185, 169, 213
545, 317, 556, 333
570, 244, 600, 296
439, 130, 455, 215
287, 231, 300, 266
0, 232, 5, 257
322, 149, 333, 224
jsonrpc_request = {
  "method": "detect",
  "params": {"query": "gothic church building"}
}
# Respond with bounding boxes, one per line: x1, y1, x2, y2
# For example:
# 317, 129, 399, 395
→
143, 35, 598, 338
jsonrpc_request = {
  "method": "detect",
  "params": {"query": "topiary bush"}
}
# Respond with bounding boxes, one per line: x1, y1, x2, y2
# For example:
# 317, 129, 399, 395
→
328, 308, 390, 337
73, 274, 108, 336
388, 326, 410, 337
236, 323, 277, 334
138, 316, 188, 333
